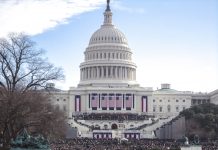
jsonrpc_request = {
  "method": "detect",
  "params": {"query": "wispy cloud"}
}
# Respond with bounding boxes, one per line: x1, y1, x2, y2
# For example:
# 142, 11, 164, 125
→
0, 0, 106, 38
112, 0, 145, 14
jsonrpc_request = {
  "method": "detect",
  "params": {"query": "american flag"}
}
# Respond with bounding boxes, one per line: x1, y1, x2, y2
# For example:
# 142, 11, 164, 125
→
142, 96, 147, 112
101, 94, 107, 108
126, 94, 132, 108
116, 94, 122, 108
91, 93, 98, 108
109, 94, 115, 107
75, 95, 81, 112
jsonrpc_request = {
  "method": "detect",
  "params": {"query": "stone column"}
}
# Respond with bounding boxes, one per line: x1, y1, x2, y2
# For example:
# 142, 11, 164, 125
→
90, 67, 92, 79
110, 66, 113, 78
86, 68, 88, 80
85, 68, 87, 80
83, 68, 85, 80
80, 69, 83, 80
120, 67, 122, 79
118, 67, 120, 79
92, 67, 95, 79
129, 68, 131, 80
124, 67, 127, 79
106, 66, 108, 78
97, 67, 99, 79
127, 67, 129, 80
101, 66, 104, 78
89, 67, 91, 79
87, 67, 89, 79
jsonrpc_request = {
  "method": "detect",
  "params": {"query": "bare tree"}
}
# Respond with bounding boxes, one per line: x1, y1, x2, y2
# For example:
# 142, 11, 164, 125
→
0, 33, 66, 148
0, 33, 64, 92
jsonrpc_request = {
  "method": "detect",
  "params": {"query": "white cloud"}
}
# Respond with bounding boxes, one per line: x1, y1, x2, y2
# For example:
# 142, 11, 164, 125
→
0, 0, 106, 38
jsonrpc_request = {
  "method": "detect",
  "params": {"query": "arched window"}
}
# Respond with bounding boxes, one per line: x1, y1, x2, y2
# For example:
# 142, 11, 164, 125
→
167, 105, 171, 112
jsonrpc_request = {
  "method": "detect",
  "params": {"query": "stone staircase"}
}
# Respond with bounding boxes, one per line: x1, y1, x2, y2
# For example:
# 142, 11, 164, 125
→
68, 118, 90, 132
140, 116, 175, 132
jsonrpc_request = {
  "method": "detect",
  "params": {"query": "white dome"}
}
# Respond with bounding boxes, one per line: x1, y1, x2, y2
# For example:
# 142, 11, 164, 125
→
78, 1, 138, 87
89, 26, 128, 45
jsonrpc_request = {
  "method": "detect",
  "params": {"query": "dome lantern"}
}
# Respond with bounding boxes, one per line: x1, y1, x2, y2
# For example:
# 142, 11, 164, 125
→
103, 0, 112, 26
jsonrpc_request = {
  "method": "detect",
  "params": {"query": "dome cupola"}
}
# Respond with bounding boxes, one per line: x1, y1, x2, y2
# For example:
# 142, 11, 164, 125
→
89, 0, 128, 46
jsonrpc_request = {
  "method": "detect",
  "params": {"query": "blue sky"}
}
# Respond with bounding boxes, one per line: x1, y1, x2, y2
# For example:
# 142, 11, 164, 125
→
0, 0, 217, 92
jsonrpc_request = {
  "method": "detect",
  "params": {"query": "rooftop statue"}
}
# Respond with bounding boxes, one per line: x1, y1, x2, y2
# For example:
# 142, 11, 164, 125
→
10, 128, 50, 150
106, 0, 111, 11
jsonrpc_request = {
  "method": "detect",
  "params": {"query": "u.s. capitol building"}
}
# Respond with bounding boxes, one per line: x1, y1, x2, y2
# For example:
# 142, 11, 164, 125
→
47, 1, 218, 139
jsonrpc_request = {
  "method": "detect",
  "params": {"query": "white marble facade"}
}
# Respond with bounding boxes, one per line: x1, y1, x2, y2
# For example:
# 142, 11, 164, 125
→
48, 1, 217, 120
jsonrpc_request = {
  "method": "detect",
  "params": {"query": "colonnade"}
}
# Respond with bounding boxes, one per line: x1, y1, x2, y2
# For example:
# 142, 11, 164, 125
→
80, 66, 136, 81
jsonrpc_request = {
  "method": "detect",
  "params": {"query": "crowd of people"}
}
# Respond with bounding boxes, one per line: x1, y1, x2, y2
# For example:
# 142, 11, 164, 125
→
50, 138, 218, 150
74, 113, 152, 121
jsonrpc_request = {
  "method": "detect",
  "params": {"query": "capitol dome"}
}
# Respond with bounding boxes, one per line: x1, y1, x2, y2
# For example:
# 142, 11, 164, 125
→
89, 26, 128, 45
78, 0, 137, 87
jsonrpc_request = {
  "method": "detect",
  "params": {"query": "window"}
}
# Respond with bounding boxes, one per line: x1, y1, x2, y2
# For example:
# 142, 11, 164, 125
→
153, 99, 155, 102
57, 99, 59, 101
167, 105, 171, 112
198, 100, 201, 104
116, 107, 121, 110
63, 105, 66, 111
92, 107, 97, 110
126, 107, 131, 110
126, 96, 129, 100
153, 106, 156, 112
116, 97, 119, 100
109, 97, 112, 100
109, 107, 114, 110
102, 107, 107, 110
192, 99, 196, 104
63, 99, 66, 101
183, 100, 185, 102
168, 100, 170, 102
176, 106, 179, 112
176, 100, 179, 102
101, 97, 105, 100
159, 107, 162, 112
159, 99, 162, 102
92, 97, 95, 100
